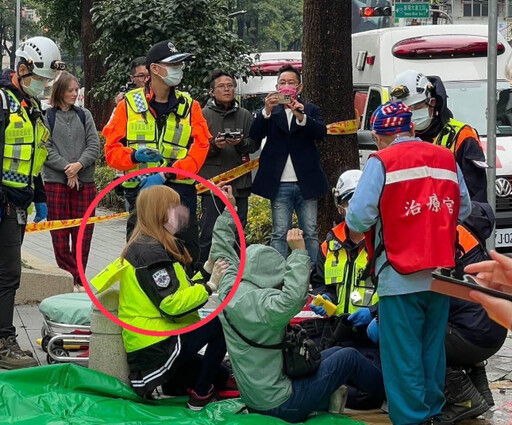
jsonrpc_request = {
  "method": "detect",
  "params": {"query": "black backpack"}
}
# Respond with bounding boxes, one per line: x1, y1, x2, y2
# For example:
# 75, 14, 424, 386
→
46, 106, 86, 133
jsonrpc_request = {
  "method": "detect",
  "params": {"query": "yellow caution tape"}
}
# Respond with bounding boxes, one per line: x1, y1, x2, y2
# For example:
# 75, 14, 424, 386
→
196, 158, 260, 194
26, 116, 358, 233
25, 212, 129, 234
326, 110, 361, 135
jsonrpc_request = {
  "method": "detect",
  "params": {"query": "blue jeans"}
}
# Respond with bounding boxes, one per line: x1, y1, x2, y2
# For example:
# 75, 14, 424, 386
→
270, 182, 319, 266
379, 292, 449, 425
260, 347, 385, 423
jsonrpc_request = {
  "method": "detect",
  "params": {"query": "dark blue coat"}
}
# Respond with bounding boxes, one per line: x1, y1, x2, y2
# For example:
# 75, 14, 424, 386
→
249, 103, 329, 200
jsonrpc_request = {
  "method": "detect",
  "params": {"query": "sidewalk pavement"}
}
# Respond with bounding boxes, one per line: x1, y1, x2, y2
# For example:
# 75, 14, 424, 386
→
23, 207, 127, 282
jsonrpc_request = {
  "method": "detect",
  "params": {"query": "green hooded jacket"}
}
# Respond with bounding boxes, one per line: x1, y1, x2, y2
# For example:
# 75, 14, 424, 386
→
210, 209, 310, 410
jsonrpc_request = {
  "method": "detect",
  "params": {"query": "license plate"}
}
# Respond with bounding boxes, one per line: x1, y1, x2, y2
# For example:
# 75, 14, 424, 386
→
496, 228, 512, 248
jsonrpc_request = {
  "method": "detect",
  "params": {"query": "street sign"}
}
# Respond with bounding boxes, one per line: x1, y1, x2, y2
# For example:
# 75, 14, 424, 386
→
395, 3, 431, 19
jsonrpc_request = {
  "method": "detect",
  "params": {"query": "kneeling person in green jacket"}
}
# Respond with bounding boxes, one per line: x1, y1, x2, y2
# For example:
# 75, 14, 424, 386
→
210, 184, 385, 423
92, 185, 230, 410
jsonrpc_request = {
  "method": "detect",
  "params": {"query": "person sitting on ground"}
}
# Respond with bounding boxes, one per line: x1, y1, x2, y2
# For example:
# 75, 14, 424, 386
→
209, 184, 386, 423
91, 185, 231, 410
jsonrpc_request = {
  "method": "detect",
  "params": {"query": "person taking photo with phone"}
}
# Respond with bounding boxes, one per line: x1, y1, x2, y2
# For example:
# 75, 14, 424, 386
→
250, 65, 329, 268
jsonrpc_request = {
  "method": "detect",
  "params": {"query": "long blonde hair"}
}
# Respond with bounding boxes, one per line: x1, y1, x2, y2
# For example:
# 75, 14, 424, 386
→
121, 185, 192, 264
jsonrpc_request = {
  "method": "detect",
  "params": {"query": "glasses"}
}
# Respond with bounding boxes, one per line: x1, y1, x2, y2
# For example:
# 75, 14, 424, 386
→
215, 83, 235, 90
132, 74, 148, 79
31, 73, 50, 83
408, 99, 430, 111
277, 80, 299, 87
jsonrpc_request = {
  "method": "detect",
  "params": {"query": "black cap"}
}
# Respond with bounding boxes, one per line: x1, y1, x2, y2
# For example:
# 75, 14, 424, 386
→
146, 40, 195, 68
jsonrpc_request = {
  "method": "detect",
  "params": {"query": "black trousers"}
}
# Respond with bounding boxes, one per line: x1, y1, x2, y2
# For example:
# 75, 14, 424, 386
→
125, 184, 200, 272
445, 324, 502, 368
199, 194, 248, 264
0, 204, 26, 338
162, 317, 229, 396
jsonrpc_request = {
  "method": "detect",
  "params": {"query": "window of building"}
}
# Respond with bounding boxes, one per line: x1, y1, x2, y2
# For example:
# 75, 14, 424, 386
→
463, 0, 488, 17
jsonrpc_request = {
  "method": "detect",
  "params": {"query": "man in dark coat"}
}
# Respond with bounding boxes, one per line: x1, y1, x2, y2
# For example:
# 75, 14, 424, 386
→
250, 65, 328, 267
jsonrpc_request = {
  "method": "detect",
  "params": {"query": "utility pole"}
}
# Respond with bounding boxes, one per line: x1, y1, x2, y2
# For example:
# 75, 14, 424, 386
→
487, 0, 498, 250
15, 0, 20, 52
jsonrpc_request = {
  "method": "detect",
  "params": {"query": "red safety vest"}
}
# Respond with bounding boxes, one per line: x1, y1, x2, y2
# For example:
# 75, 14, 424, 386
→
369, 141, 460, 275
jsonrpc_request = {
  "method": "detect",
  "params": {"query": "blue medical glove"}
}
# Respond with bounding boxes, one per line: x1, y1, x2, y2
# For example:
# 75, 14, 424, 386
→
348, 307, 372, 327
367, 318, 379, 344
139, 173, 165, 190
34, 202, 48, 223
134, 147, 162, 163
309, 294, 332, 317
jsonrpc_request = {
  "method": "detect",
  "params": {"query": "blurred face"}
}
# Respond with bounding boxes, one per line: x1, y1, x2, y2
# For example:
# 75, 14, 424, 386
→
130, 65, 149, 88
212, 75, 235, 104
63, 79, 79, 107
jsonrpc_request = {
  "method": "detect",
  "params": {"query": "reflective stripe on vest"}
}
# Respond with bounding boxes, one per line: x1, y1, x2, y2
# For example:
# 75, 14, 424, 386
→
434, 118, 481, 153
91, 256, 201, 353
370, 141, 460, 274
324, 223, 378, 315
123, 88, 193, 188
2, 89, 48, 189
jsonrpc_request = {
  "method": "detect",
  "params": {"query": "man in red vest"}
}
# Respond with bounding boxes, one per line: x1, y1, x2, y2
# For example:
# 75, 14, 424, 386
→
346, 101, 472, 425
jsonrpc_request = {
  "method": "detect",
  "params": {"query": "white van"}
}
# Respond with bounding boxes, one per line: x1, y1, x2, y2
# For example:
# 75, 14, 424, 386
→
236, 51, 302, 114
352, 24, 512, 250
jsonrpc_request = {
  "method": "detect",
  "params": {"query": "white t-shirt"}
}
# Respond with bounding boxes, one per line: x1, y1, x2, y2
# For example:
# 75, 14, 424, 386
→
261, 107, 307, 183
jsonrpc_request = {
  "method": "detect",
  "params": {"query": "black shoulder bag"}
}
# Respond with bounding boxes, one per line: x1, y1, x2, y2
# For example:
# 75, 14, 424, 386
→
223, 311, 321, 378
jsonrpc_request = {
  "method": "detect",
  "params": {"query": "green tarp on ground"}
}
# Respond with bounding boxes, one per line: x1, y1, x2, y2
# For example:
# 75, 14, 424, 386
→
0, 364, 365, 425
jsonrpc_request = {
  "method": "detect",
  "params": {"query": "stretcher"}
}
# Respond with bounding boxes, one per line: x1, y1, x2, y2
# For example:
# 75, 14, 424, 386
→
38, 293, 217, 365
38, 293, 92, 365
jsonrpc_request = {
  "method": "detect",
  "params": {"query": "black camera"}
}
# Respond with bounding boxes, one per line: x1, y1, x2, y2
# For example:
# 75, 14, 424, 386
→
120, 81, 136, 93
219, 130, 242, 139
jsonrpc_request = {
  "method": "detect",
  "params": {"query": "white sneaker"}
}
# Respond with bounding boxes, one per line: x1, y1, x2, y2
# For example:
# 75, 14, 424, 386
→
380, 400, 388, 413
328, 385, 348, 414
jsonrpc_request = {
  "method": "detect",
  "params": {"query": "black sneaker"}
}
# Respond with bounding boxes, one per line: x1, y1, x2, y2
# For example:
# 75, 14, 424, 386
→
0, 336, 38, 370
468, 363, 495, 407
442, 368, 489, 423
187, 385, 219, 411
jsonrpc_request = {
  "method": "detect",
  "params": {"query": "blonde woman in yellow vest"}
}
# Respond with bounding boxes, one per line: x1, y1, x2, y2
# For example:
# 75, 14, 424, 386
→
91, 185, 232, 410
102, 41, 211, 270
0, 37, 62, 369
309, 170, 379, 347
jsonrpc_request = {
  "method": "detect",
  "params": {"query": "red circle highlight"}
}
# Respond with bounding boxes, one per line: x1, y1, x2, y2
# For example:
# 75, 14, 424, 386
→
76, 167, 246, 337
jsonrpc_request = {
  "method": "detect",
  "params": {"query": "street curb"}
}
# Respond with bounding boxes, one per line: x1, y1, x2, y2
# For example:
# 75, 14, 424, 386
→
16, 251, 74, 305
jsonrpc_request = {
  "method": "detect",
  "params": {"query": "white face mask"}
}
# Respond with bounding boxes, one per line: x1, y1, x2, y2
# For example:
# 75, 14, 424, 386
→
411, 108, 433, 132
22, 77, 46, 98
157, 65, 183, 87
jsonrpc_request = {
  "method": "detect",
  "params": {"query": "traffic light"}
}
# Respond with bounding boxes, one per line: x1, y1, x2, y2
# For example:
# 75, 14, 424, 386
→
360, 6, 392, 17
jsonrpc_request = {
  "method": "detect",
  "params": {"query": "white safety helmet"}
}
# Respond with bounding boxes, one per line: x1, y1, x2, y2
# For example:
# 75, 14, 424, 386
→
15, 36, 64, 80
333, 169, 363, 207
391, 69, 433, 107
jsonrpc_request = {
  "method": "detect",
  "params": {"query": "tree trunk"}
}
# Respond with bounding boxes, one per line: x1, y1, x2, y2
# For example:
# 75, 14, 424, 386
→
303, 0, 358, 241
81, 0, 111, 129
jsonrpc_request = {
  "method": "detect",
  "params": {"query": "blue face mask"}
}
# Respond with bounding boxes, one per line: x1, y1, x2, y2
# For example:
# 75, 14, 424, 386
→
157, 64, 183, 87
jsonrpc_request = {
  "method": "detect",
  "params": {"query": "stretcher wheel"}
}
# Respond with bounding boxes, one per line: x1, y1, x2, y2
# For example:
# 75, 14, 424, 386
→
41, 335, 51, 353
47, 348, 69, 365
41, 327, 48, 339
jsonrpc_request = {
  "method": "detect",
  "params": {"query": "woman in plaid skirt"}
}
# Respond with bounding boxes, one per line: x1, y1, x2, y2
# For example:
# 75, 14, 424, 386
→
42, 71, 100, 291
